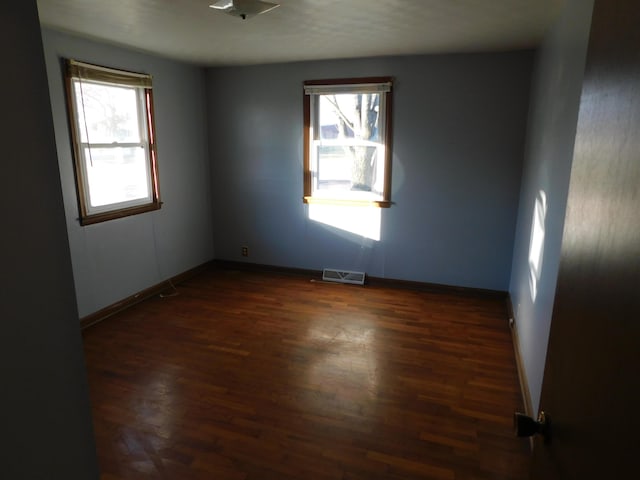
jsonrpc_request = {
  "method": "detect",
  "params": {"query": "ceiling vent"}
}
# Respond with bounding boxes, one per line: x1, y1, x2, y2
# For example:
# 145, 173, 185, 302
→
209, 0, 280, 20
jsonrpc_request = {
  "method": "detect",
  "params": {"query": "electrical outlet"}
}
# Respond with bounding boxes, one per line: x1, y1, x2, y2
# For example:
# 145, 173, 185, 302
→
241, 246, 249, 257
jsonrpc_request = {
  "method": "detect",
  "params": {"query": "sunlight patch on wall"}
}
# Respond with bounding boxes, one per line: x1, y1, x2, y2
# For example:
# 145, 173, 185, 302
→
528, 190, 547, 303
309, 203, 381, 241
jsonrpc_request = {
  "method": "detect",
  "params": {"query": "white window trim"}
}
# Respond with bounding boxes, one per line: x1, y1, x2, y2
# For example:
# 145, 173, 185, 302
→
303, 77, 393, 208
65, 59, 161, 225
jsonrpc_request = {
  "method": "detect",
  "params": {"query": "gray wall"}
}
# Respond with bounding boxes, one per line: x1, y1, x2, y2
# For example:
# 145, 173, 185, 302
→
207, 52, 533, 290
509, 0, 594, 413
41, 29, 215, 317
0, 3, 98, 478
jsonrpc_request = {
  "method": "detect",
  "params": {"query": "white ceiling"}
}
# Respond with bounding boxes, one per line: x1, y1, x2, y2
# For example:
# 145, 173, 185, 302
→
37, 0, 564, 66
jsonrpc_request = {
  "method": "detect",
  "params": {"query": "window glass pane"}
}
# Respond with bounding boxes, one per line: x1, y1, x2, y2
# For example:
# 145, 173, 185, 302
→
319, 94, 380, 141
73, 80, 142, 144
317, 145, 351, 189
316, 92, 382, 196
316, 145, 381, 194
83, 147, 150, 207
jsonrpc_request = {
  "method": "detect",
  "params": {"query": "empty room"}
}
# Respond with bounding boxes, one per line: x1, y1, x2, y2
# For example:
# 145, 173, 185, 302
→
3, 1, 638, 479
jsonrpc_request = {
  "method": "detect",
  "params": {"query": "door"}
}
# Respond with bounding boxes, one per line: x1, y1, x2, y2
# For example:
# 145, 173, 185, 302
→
531, 0, 640, 478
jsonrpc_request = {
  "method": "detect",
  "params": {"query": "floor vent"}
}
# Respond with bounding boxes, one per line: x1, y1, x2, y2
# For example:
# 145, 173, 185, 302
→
322, 268, 366, 285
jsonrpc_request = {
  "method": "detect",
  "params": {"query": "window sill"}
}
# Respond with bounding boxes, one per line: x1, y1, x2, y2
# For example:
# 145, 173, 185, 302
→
79, 201, 161, 225
303, 196, 391, 208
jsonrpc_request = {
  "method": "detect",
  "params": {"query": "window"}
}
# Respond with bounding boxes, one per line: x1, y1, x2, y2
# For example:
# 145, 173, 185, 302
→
303, 77, 393, 207
64, 59, 160, 225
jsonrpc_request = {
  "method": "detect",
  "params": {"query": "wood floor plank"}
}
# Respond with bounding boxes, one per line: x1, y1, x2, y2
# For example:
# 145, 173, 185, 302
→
83, 267, 531, 479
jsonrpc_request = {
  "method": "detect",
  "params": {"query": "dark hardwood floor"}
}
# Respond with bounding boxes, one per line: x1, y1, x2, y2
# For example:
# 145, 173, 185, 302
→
82, 267, 530, 479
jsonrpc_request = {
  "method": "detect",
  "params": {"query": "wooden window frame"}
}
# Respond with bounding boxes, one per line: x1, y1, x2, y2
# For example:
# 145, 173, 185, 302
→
303, 76, 393, 208
64, 59, 161, 225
